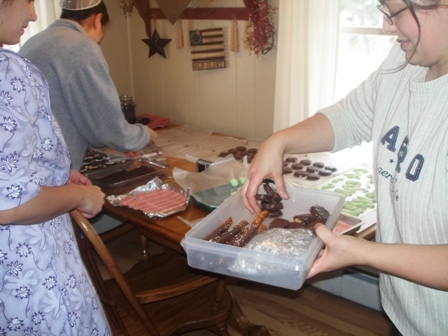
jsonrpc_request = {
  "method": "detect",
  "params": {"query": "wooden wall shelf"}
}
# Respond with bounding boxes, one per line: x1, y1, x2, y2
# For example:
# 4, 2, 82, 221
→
148, 7, 252, 21
133, 0, 256, 38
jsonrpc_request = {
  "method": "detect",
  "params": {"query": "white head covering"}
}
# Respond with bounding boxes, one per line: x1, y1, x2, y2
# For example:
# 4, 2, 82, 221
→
60, 0, 102, 10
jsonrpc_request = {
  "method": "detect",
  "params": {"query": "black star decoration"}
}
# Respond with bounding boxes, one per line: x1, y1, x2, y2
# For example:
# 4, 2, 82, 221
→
142, 29, 171, 59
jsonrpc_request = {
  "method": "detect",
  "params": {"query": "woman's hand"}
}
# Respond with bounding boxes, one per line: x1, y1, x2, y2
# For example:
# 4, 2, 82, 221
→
67, 170, 103, 218
240, 137, 288, 213
241, 114, 335, 214
76, 185, 105, 218
307, 224, 366, 279
68, 170, 92, 186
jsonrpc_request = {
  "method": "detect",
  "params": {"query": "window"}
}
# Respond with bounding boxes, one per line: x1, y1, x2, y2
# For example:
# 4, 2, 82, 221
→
334, 0, 395, 100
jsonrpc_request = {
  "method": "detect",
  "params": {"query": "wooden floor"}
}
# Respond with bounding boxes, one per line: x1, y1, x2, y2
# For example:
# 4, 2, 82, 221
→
98, 229, 393, 336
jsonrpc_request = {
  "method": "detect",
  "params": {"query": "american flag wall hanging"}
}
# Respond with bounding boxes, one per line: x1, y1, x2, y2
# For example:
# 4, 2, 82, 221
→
189, 28, 226, 71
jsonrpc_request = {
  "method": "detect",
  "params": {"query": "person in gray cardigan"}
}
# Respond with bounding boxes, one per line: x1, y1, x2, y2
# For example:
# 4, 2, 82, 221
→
20, 0, 157, 170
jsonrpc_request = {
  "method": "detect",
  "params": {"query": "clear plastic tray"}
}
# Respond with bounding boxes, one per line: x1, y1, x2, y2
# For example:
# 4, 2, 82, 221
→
181, 187, 344, 290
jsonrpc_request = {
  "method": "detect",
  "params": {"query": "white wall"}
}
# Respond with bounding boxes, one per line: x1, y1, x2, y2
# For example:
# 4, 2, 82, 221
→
101, 0, 278, 140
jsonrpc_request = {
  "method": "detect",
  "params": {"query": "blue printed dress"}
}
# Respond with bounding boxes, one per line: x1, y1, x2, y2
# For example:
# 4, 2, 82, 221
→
0, 49, 110, 335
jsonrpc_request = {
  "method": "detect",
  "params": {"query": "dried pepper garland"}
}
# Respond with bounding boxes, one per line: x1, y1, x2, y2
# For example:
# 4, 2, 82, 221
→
244, 0, 276, 57
120, 0, 134, 17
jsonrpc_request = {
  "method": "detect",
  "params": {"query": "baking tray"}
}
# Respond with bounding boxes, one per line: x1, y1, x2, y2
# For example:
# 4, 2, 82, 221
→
85, 159, 168, 195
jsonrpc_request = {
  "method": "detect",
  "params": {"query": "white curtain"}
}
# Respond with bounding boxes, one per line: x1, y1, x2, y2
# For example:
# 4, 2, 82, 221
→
20, 0, 61, 47
273, 0, 341, 132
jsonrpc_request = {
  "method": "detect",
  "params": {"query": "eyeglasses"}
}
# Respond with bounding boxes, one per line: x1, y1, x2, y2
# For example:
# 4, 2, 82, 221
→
377, 4, 409, 25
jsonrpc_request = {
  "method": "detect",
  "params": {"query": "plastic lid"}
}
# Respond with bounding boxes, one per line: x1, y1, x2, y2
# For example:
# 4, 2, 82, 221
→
60, 0, 102, 10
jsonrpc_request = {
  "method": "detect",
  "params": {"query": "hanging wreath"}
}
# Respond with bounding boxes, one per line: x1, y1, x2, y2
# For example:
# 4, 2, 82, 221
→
244, 0, 276, 57
120, 0, 134, 17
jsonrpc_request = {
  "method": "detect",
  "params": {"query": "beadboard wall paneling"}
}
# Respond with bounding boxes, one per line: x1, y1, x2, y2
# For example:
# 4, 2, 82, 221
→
101, 0, 278, 140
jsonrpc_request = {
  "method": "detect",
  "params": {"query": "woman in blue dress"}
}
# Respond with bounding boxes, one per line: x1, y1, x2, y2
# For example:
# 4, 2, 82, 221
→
0, 0, 110, 334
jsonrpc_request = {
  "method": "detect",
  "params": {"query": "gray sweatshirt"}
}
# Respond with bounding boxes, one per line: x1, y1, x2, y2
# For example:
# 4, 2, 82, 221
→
321, 43, 448, 336
20, 19, 150, 169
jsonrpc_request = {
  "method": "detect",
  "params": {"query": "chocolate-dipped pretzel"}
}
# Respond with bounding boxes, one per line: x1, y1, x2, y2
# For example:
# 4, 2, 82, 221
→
228, 211, 269, 247
252, 210, 270, 225
213, 220, 248, 244
203, 217, 232, 241
228, 223, 259, 247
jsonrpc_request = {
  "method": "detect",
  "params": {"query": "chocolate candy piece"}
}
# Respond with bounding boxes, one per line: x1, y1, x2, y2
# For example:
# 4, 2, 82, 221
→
235, 146, 247, 151
304, 220, 320, 230
313, 162, 325, 168
294, 171, 308, 178
285, 157, 297, 163
282, 161, 289, 166
291, 163, 304, 170
318, 169, 332, 176
282, 167, 293, 174
307, 173, 320, 180
293, 213, 314, 225
306, 166, 319, 174
325, 165, 337, 172
248, 148, 258, 154
260, 201, 283, 211
300, 159, 312, 166
310, 205, 330, 223
262, 183, 282, 202
267, 210, 283, 218
256, 194, 273, 203
269, 218, 289, 229
288, 222, 307, 229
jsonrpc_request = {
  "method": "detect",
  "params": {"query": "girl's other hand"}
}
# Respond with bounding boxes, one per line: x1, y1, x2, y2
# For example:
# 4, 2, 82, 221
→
77, 185, 105, 218
68, 170, 92, 186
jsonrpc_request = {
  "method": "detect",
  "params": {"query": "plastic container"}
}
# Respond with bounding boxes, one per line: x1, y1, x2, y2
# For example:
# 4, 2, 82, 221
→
85, 159, 168, 195
181, 187, 344, 290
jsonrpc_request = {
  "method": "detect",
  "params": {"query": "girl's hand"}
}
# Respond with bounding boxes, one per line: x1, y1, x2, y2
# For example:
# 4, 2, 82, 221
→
240, 140, 289, 213
68, 170, 92, 186
307, 223, 366, 279
76, 185, 105, 218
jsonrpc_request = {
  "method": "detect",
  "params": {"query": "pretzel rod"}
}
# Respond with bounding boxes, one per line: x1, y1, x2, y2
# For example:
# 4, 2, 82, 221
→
213, 220, 248, 244
203, 217, 232, 241
227, 224, 259, 247
256, 224, 267, 234
252, 210, 269, 225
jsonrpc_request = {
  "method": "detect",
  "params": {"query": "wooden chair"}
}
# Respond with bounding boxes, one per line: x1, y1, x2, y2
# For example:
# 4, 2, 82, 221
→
71, 210, 233, 336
